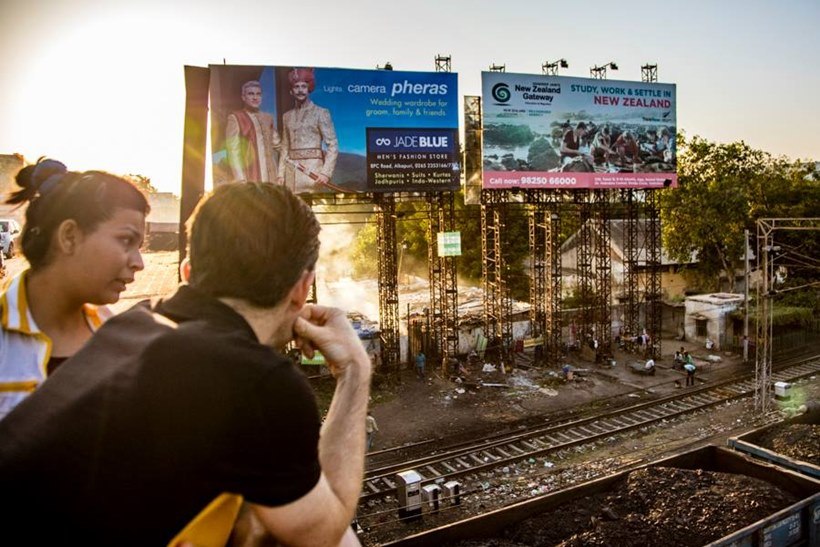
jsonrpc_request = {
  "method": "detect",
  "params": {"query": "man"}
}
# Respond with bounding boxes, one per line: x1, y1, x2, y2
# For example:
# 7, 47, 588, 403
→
365, 411, 379, 451
278, 67, 339, 193
0, 183, 370, 547
415, 350, 426, 380
225, 80, 281, 182
559, 121, 591, 166
591, 125, 615, 166
674, 347, 686, 369
614, 130, 641, 167
684, 352, 697, 387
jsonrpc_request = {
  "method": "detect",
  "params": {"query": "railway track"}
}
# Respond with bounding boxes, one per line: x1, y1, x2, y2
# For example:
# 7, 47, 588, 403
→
360, 354, 820, 503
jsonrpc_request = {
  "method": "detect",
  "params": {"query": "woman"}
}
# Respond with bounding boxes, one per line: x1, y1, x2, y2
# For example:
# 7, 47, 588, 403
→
0, 158, 149, 419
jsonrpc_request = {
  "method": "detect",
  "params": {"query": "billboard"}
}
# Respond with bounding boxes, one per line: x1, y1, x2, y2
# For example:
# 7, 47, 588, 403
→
209, 65, 460, 194
482, 72, 677, 190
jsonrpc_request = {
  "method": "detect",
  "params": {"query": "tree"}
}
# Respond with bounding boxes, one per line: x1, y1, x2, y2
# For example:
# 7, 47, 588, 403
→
350, 221, 378, 278
127, 174, 159, 195
660, 135, 820, 292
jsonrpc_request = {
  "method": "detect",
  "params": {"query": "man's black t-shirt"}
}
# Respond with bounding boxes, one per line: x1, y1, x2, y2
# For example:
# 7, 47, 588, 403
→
0, 285, 321, 545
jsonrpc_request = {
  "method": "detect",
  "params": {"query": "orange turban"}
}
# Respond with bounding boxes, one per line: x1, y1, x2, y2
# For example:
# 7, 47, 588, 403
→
288, 68, 315, 92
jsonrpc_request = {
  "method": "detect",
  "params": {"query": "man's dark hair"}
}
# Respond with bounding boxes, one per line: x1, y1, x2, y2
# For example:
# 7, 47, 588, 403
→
186, 183, 320, 307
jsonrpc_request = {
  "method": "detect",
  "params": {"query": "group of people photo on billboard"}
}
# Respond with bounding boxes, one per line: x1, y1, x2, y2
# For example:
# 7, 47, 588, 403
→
481, 72, 678, 189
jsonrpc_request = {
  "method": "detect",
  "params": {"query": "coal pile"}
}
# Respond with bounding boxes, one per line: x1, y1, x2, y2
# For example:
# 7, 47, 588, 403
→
755, 423, 820, 465
452, 466, 798, 547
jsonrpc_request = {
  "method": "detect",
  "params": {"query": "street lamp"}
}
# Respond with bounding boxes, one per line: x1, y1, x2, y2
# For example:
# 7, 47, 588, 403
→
542, 58, 568, 75
590, 61, 618, 79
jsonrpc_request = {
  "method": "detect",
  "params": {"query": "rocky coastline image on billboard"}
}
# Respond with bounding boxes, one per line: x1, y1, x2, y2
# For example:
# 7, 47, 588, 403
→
209, 65, 459, 194
482, 72, 677, 190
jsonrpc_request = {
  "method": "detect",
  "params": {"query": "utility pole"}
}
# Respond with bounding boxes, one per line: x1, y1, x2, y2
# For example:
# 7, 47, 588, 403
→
743, 229, 750, 362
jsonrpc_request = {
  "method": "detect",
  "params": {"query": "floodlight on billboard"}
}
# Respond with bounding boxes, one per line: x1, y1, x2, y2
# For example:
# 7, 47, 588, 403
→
209, 65, 460, 194
481, 72, 677, 190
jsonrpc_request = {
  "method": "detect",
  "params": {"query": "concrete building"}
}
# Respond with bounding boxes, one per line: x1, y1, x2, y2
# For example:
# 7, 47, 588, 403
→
561, 219, 696, 301
683, 292, 744, 350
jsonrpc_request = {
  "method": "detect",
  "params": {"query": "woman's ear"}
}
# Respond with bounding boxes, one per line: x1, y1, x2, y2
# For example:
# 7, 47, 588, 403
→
55, 219, 82, 255
179, 258, 192, 282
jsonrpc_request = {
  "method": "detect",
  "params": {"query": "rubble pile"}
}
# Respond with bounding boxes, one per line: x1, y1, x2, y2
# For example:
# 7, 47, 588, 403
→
451, 467, 798, 547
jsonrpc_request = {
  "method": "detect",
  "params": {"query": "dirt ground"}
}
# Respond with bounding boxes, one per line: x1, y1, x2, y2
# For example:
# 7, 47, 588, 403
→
357, 343, 820, 546
366, 337, 768, 452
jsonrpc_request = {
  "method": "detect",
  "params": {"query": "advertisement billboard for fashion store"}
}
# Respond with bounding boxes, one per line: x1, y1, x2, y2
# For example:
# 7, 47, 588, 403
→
209, 64, 459, 194
481, 71, 677, 190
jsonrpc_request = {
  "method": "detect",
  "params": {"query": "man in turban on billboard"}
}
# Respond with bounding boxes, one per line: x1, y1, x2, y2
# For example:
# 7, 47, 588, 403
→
225, 80, 281, 183
278, 68, 338, 193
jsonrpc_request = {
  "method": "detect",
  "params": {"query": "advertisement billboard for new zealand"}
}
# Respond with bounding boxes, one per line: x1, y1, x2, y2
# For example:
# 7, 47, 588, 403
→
482, 72, 677, 190
209, 65, 459, 194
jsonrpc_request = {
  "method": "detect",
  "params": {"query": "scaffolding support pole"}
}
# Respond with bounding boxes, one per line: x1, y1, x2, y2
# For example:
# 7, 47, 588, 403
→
428, 192, 459, 371
528, 191, 548, 363
593, 189, 613, 356
645, 189, 662, 359
481, 190, 512, 363
577, 193, 595, 347
623, 189, 641, 339
546, 196, 563, 366
375, 194, 400, 376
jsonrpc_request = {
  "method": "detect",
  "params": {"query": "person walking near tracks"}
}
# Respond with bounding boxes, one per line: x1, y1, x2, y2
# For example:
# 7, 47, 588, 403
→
684, 352, 697, 387
0, 158, 148, 420
365, 411, 379, 452
0, 183, 371, 547
415, 350, 426, 380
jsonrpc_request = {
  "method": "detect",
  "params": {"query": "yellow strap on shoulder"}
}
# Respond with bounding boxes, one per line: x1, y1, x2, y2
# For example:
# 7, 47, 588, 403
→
167, 493, 244, 547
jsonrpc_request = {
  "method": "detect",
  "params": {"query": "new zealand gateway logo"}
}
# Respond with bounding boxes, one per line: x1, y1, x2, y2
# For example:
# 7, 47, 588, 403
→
491, 82, 511, 104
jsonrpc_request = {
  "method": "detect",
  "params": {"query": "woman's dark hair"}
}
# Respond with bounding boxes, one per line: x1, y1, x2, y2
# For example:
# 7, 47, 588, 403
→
7, 158, 150, 270
186, 182, 320, 308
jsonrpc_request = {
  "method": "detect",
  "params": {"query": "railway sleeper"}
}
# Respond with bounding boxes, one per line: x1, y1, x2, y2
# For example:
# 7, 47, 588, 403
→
480, 450, 499, 461
441, 461, 458, 474
577, 426, 598, 437
589, 423, 614, 433
455, 457, 471, 469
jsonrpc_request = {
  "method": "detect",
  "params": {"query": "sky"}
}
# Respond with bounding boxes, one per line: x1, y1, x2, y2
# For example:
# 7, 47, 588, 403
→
1, 0, 818, 195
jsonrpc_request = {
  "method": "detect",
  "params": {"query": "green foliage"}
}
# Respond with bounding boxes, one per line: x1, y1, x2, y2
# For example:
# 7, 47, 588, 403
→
451, 190, 483, 282
127, 174, 159, 194
562, 286, 596, 309
484, 124, 535, 147
738, 304, 816, 327
770, 306, 815, 327
660, 136, 820, 292
350, 221, 378, 278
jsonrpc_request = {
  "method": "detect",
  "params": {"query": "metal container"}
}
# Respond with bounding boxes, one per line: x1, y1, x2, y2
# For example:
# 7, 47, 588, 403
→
728, 410, 819, 480
382, 445, 820, 547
